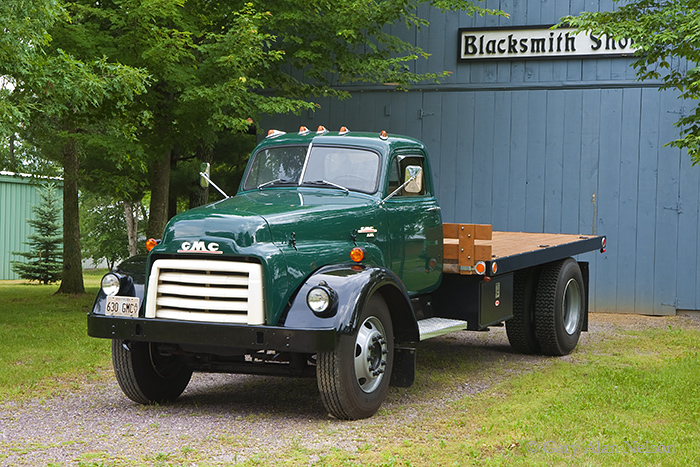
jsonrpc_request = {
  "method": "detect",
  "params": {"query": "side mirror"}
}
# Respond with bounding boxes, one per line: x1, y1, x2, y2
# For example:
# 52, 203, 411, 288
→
404, 165, 423, 193
198, 162, 229, 199
200, 162, 211, 188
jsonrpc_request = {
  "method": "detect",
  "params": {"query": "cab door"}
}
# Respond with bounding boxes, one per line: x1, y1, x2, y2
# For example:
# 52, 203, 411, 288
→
383, 153, 443, 295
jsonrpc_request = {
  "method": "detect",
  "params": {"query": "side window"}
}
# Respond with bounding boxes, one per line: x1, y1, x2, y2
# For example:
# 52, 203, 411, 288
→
388, 155, 426, 197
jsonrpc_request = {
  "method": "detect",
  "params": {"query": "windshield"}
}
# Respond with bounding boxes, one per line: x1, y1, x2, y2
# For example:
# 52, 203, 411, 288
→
302, 146, 380, 193
243, 144, 381, 194
242, 146, 307, 191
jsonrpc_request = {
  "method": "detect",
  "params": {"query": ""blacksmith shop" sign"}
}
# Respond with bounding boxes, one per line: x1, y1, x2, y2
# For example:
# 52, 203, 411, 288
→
459, 26, 636, 61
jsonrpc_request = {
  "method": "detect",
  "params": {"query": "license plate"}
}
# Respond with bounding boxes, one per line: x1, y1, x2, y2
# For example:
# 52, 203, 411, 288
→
105, 296, 140, 317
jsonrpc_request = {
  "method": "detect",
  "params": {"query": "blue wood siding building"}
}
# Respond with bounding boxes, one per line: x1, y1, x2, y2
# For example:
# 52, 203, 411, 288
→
263, 1, 700, 315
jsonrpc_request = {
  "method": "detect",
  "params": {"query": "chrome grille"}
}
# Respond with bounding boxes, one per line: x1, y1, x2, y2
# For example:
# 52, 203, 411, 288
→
144, 259, 264, 324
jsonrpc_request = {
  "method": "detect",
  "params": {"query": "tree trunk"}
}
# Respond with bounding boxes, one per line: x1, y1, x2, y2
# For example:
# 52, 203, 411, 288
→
124, 200, 138, 257
146, 150, 171, 239
56, 136, 85, 295
9, 133, 15, 169
190, 143, 213, 209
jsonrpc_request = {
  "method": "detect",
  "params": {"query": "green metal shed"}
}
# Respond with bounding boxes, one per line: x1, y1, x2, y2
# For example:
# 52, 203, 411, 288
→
0, 171, 63, 280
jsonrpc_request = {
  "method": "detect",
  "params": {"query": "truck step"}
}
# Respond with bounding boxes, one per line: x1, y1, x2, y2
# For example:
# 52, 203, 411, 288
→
417, 317, 468, 341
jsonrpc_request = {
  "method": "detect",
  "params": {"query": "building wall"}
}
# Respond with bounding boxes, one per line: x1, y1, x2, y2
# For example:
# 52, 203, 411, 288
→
263, 1, 700, 315
0, 173, 63, 280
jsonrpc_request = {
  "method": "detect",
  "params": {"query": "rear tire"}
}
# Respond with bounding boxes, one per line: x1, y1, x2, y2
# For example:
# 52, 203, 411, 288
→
534, 259, 585, 356
505, 270, 540, 354
317, 294, 394, 420
112, 340, 192, 404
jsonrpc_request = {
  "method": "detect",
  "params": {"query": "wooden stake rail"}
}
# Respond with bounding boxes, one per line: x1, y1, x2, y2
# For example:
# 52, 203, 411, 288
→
443, 223, 492, 274
443, 223, 599, 275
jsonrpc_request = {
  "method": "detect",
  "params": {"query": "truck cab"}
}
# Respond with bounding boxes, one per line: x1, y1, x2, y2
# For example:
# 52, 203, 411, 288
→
90, 127, 443, 419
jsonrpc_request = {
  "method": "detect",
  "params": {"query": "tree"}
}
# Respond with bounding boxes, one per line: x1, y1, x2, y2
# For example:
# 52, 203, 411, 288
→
3, 0, 149, 293
80, 192, 146, 269
561, 1, 700, 164
48, 0, 505, 240
11, 183, 63, 284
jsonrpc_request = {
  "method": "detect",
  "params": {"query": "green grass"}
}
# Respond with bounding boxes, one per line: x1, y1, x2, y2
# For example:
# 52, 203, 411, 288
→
306, 325, 700, 467
0, 269, 111, 400
1, 276, 698, 466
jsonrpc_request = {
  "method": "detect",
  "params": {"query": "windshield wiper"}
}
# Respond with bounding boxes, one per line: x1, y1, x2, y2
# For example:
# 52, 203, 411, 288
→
305, 180, 350, 193
257, 178, 294, 190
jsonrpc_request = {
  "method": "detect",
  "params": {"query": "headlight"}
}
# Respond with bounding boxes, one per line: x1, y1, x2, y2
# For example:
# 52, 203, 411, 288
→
307, 287, 331, 313
101, 273, 121, 296
306, 283, 337, 317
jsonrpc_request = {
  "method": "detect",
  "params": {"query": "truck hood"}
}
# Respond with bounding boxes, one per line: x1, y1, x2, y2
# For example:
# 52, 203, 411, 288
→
233, 189, 379, 245
158, 188, 380, 253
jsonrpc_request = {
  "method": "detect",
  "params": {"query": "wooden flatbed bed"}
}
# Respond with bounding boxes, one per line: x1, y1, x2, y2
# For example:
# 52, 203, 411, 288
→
443, 223, 605, 276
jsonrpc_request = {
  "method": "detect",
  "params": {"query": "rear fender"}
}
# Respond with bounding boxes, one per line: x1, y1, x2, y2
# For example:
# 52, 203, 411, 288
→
282, 264, 419, 344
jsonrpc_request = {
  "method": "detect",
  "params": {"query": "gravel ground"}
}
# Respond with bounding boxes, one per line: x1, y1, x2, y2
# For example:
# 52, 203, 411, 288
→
1, 312, 698, 466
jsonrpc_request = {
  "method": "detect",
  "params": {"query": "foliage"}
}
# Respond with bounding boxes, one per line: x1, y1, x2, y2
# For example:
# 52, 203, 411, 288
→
0, 0, 64, 139
80, 192, 146, 269
3, 0, 505, 291
10, 183, 63, 284
261, 0, 504, 94
43, 0, 505, 238
561, 1, 700, 164
2, 0, 150, 294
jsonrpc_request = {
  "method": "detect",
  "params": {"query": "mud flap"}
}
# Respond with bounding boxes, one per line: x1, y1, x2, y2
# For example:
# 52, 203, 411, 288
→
390, 346, 416, 387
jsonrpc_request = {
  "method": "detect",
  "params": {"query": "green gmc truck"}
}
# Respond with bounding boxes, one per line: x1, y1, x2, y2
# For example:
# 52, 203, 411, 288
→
89, 126, 606, 419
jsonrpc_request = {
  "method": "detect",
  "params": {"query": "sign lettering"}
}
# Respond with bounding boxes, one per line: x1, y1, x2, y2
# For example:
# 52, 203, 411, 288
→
459, 27, 636, 61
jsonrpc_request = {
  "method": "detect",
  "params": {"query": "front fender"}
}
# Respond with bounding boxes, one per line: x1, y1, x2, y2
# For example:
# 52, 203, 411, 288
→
90, 255, 147, 315
281, 264, 419, 344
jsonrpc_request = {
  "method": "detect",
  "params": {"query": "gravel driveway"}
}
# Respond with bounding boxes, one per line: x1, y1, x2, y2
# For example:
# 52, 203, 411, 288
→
1, 312, 697, 466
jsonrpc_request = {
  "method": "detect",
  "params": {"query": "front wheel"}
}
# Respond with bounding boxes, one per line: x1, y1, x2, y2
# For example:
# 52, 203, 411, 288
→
534, 259, 586, 356
112, 340, 192, 404
317, 294, 394, 420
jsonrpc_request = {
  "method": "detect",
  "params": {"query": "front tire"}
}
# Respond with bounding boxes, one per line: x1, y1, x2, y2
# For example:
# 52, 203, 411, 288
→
534, 259, 586, 356
317, 294, 394, 420
112, 340, 192, 404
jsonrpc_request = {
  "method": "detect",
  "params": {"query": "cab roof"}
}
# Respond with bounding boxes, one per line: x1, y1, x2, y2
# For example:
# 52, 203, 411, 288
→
254, 127, 427, 155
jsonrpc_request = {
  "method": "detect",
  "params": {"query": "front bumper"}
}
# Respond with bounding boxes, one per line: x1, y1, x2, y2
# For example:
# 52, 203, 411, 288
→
87, 314, 337, 353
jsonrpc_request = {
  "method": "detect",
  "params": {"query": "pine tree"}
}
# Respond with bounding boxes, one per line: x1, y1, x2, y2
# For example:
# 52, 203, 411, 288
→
11, 182, 63, 284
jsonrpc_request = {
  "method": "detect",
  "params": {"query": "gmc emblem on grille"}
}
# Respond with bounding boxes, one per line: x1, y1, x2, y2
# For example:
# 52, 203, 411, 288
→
178, 241, 223, 254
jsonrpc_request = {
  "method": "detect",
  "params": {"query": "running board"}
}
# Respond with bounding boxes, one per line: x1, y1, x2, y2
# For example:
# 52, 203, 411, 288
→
418, 318, 469, 341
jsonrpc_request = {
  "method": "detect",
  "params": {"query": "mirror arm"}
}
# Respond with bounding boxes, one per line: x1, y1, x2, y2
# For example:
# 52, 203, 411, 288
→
199, 172, 230, 199
379, 175, 416, 205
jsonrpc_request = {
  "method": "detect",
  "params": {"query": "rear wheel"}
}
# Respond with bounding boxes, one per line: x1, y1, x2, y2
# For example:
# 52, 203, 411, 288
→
317, 294, 394, 420
112, 340, 192, 404
534, 259, 585, 356
505, 270, 540, 354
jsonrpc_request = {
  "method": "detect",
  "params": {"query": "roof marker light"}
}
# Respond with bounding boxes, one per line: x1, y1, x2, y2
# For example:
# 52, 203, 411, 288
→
266, 129, 286, 138
339, 126, 350, 135
316, 125, 328, 135
379, 130, 388, 140
298, 126, 310, 135
475, 261, 486, 275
